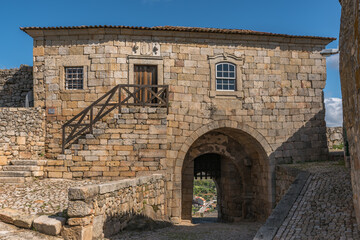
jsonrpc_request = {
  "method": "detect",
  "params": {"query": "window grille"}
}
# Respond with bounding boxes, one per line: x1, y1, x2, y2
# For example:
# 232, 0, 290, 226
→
215, 63, 236, 91
65, 67, 83, 90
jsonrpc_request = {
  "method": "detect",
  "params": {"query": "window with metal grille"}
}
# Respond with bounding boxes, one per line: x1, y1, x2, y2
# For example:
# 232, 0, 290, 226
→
215, 63, 236, 91
65, 67, 84, 90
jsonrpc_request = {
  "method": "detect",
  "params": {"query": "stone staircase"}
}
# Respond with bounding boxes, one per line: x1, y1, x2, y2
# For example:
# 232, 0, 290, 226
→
0, 160, 47, 183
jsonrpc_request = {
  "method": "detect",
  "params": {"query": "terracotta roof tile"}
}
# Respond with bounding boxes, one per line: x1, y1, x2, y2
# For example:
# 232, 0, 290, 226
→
20, 25, 336, 41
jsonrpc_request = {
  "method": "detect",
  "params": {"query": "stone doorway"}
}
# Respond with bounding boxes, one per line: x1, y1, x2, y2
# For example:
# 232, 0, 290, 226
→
180, 128, 273, 223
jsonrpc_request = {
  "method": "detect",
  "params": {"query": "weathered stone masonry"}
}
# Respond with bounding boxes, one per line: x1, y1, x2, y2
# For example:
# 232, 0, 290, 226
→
339, 0, 360, 227
65, 174, 166, 239
0, 107, 45, 167
18, 25, 334, 223
0, 65, 33, 107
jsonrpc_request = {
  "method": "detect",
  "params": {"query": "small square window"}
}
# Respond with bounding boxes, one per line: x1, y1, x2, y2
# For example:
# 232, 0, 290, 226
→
65, 67, 83, 90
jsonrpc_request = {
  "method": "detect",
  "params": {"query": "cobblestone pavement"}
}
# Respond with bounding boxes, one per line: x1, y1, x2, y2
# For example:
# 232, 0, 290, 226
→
274, 161, 360, 240
0, 221, 61, 240
110, 221, 262, 240
0, 179, 100, 215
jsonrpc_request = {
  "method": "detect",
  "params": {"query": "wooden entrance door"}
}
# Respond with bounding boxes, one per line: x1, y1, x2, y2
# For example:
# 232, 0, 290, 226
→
134, 65, 158, 103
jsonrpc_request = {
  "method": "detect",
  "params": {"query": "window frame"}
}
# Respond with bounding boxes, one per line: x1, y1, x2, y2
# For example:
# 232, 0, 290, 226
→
208, 53, 243, 98
64, 66, 84, 90
59, 55, 90, 92
215, 62, 236, 91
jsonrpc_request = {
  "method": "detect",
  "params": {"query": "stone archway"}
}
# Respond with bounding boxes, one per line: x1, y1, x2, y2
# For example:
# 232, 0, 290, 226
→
172, 120, 274, 223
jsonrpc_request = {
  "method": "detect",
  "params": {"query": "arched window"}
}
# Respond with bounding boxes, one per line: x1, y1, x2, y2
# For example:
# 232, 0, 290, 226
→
215, 63, 236, 91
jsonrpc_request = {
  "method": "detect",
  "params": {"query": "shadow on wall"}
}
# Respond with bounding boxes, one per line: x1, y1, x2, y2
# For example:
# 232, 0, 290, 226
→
0, 65, 33, 107
270, 110, 329, 165
103, 212, 172, 238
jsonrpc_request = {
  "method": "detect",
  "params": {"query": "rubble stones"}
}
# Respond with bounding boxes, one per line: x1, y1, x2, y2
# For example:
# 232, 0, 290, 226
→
326, 127, 344, 149
0, 179, 101, 215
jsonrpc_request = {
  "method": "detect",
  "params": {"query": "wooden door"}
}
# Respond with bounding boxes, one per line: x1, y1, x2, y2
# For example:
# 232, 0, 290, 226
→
134, 65, 158, 103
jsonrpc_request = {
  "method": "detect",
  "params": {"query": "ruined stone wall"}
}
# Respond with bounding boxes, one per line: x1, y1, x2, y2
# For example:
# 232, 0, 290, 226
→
29, 28, 332, 222
0, 65, 33, 107
339, 0, 360, 226
0, 107, 45, 167
326, 127, 344, 149
65, 174, 166, 239
45, 107, 167, 179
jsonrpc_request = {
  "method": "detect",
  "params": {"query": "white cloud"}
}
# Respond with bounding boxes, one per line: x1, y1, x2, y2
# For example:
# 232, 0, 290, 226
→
326, 53, 339, 70
324, 98, 343, 127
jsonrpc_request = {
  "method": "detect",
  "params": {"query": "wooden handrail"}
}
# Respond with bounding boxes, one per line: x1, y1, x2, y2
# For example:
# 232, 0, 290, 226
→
62, 84, 169, 153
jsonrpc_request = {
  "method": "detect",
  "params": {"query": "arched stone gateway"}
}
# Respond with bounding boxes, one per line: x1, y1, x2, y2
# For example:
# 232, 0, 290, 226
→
172, 121, 275, 223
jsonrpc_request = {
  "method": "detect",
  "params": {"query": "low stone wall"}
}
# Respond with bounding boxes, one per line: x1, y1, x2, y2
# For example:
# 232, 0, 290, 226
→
0, 65, 33, 107
45, 107, 167, 180
64, 174, 167, 240
0, 107, 45, 166
326, 127, 344, 149
275, 165, 301, 204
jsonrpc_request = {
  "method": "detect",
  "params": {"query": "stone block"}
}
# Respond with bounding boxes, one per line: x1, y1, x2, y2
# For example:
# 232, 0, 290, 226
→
13, 214, 37, 229
62, 225, 93, 240
33, 215, 66, 236
68, 216, 92, 226
17, 137, 26, 145
0, 208, 19, 224
68, 201, 93, 217
0, 156, 8, 166
69, 185, 99, 200
149, 125, 167, 135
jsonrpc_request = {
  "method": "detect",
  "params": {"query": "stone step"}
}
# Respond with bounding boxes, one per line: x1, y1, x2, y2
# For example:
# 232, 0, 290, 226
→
0, 171, 31, 177
10, 160, 47, 166
0, 177, 25, 183
3, 165, 41, 171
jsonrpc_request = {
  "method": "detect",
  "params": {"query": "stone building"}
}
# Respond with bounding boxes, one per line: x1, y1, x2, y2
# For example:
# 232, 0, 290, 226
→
339, 0, 360, 227
1, 25, 334, 223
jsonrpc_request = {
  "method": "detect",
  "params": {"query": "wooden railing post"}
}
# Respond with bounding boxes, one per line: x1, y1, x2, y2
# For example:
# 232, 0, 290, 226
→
90, 108, 93, 134
62, 126, 65, 154
118, 85, 121, 114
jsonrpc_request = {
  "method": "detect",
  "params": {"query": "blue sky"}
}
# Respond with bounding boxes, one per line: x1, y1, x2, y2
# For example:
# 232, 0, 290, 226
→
0, 0, 342, 125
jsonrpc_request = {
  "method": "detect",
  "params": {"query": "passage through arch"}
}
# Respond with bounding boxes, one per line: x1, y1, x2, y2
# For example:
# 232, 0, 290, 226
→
179, 127, 274, 222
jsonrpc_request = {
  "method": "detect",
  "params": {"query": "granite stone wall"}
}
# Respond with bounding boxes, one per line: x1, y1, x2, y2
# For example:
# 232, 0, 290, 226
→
25, 27, 333, 222
339, 0, 360, 227
64, 174, 166, 239
0, 65, 33, 107
0, 107, 46, 167
45, 107, 167, 180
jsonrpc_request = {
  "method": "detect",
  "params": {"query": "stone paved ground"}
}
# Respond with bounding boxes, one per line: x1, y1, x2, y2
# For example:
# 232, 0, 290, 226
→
109, 221, 262, 240
274, 161, 360, 240
0, 179, 100, 215
0, 161, 358, 239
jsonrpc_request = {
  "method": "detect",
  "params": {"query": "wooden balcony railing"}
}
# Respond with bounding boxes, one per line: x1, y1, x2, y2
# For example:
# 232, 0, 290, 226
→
62, 84, 169, 153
